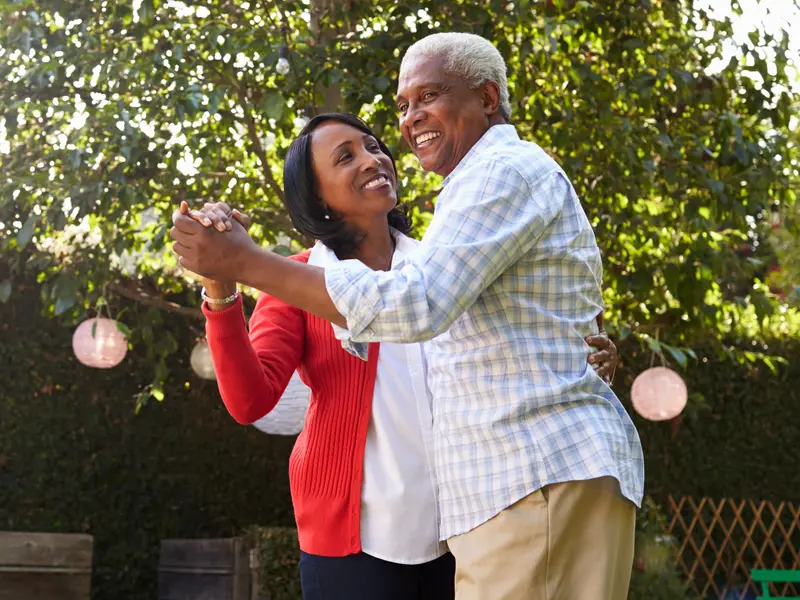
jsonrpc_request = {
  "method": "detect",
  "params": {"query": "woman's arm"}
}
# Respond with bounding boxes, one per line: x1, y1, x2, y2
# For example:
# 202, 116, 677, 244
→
204, 279, 305, 424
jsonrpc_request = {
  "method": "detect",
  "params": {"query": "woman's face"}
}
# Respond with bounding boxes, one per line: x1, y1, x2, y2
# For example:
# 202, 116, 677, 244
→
310, 121, 398, 230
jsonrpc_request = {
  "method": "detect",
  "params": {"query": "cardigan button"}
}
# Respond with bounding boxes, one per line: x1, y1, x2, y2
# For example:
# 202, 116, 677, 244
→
351, 536, 357, 546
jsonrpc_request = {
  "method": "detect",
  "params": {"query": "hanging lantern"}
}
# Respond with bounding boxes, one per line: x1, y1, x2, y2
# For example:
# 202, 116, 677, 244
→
770, 203, 782, 230
276, 45, 290, 75
631, 366, 687, 421
72, 317, 128, 369
190, 338, 216, 380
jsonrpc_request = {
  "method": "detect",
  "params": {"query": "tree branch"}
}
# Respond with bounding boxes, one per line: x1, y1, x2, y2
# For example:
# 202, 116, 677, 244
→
236, 85, 286, 205
109, 281, 204, 320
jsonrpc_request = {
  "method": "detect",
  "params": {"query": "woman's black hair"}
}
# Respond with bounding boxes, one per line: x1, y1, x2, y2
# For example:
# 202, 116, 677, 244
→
283, 112, 412, 258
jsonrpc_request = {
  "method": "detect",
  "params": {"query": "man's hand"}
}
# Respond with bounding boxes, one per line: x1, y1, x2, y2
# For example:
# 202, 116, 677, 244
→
180, 200, 252, 233
170, 203, 257, 280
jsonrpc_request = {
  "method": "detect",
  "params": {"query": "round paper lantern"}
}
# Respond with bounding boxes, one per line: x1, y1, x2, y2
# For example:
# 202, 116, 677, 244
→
72, 317, 128, 369
631, 366, 687, 421
190, 339, 216, 380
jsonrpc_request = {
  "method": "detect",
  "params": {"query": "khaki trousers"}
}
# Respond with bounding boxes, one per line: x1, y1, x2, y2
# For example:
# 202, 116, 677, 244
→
447, 477, 636, 600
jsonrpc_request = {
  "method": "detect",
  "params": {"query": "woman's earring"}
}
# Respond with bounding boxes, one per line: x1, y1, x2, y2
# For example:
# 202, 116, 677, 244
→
324, 213, 330, 220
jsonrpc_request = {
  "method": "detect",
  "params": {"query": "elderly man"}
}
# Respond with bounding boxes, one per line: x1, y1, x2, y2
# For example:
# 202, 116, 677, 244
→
172, 32, 644, 600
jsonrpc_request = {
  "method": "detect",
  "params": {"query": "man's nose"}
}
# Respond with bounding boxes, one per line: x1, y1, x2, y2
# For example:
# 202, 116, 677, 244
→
403, 103, 427, 129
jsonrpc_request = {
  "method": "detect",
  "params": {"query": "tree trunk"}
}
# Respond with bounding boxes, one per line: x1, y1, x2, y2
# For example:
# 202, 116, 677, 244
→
310, 0, 344, 114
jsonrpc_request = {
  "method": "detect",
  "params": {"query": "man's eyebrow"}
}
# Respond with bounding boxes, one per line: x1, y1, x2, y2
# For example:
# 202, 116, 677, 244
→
395, 82, 442, 104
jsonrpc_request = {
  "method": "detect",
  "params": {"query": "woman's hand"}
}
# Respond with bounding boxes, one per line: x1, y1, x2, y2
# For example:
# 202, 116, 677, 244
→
585, 331, 618, 384
179, 200, 251, 232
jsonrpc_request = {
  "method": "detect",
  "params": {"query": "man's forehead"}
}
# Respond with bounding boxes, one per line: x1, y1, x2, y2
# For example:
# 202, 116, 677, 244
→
397, 55, 450, 95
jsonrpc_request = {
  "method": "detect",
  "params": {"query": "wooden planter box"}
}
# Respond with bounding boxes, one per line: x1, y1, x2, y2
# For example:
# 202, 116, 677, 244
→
158, 537, 252, 600
0, 531, 93, 600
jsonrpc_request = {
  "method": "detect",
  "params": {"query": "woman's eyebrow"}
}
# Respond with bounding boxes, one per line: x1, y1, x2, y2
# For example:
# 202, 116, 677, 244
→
329, 140, 352, 158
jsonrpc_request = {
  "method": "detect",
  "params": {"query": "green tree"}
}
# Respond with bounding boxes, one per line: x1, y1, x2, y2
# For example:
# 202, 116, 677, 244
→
1, 0, 798, 405
766, 197, 800, 305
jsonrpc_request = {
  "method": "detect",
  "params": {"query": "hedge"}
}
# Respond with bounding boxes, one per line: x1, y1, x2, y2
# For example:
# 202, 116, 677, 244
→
2, 270, 799, 599
0, 275, 295, 599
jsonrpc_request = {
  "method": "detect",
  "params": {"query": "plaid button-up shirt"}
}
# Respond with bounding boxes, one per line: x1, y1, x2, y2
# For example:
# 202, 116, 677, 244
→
326, 124, 644, 539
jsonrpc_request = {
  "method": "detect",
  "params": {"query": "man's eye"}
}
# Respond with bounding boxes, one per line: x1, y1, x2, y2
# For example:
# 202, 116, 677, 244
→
422, 92, 436, 100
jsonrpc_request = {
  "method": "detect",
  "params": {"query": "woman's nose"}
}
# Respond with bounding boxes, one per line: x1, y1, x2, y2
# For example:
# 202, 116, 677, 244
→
360, 156, 381, 172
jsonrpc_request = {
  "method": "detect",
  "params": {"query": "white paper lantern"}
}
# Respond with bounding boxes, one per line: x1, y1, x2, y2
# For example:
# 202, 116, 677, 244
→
631, 366, 687, 421
190, 339, 216, 380
276, 57, 290, 75
72, 317, 128, 369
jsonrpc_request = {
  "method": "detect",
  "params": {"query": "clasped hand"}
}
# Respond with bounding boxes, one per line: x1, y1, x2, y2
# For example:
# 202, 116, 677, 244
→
169, 201, 255, 281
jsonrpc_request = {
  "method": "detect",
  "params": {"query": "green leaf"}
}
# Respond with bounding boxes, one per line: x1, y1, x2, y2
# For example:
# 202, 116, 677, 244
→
761, 356, 778, 375
272, 245, 293, 257
116, 322, 132, 339
645, 336, 662, 354
0, 280, 12, 303
259, 91, 285, 121
208, 88, 226, 114
664, 344, 688, 368
54, 294, 77, 316
17, 214, 39, 248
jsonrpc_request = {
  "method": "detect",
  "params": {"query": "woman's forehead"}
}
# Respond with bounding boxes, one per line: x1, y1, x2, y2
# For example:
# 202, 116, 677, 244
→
311, 121, 372, 148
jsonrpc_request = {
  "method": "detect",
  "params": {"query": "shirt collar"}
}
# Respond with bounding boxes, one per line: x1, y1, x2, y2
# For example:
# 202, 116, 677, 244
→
442, 124, 520, 188
308, 229, 418, 270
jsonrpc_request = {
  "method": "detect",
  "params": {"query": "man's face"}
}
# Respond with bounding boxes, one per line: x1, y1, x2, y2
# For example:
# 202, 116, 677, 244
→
396, 54, 494, 177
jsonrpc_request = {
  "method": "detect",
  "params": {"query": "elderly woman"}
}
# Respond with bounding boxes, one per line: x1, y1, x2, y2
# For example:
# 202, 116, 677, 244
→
173, 32, 644, 600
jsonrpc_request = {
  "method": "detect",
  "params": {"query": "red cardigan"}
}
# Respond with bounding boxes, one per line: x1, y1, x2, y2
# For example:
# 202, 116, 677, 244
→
203, 251, 379, 557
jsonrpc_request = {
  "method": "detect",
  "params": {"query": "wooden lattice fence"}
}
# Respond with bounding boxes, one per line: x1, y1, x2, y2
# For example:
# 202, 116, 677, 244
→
666, 496, 800, 599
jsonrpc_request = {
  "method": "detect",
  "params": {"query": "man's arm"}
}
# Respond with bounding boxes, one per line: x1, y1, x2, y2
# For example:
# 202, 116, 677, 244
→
171, 162, 566, 341
324, 162, 567, 343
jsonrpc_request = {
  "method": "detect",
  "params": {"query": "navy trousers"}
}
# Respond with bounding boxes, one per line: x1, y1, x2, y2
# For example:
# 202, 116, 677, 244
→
299, 551, 455, 600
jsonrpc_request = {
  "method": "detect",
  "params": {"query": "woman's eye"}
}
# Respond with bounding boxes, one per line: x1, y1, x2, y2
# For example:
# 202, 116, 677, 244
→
337, 153, 352, 163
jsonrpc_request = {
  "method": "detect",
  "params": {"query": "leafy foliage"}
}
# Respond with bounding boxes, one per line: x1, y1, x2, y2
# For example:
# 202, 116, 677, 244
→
766, 199, 800, 305
1, 0, 798, 402
0, 269, 295, 600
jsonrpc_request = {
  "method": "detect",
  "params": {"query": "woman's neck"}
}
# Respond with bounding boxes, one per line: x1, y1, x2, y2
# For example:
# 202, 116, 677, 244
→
352, 223, 395, 272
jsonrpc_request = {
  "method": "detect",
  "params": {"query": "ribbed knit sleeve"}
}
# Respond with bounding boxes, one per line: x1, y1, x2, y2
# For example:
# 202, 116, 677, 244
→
203, 252, 309, 424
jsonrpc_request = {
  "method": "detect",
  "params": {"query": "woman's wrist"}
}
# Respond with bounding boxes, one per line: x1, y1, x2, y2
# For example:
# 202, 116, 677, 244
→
202, 279, 238, 312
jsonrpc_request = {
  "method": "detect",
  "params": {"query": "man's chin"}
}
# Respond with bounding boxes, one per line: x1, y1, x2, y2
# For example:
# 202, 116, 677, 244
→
415, 152, 442, 174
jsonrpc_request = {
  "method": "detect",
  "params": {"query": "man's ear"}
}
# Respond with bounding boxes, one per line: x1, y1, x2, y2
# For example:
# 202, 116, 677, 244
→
481, 81, 502, 118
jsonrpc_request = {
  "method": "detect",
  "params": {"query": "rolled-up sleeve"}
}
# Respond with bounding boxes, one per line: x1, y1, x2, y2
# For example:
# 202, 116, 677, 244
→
325, 161, 569, 343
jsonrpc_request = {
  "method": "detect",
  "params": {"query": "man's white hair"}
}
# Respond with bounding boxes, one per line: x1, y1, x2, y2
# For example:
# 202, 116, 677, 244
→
401, 32, 511, 121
